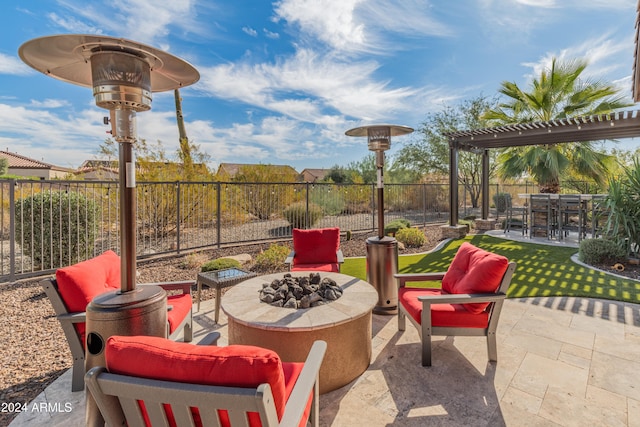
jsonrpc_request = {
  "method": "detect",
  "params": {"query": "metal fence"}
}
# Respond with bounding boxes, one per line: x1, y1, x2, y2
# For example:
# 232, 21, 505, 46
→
0, 178, 596, 281
0, 180, 454, 281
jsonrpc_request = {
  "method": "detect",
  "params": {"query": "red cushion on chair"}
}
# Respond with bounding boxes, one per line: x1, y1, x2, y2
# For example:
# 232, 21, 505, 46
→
398, 287, 489, 328
292, 228, 340, 265
56, 250, 121, 339
291, 262, 340, 272
440, 242, 509, 314
106, 335, 310, 427
166, 293, 192, 334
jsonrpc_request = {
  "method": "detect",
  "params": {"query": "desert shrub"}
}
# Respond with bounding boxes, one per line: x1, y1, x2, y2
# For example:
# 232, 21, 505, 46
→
395, 227, 426, 248
201, 257, 241, 272
578, 238, 627, 265
282, 202, 323, 229
493, 192, 511, 213
309, 186, 346, 215
16, 190, 100, 268
385, 218, 411, 236
255, 244, 290, 271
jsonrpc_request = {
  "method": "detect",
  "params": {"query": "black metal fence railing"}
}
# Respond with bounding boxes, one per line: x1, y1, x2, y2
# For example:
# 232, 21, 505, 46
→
0, 179, 593, 281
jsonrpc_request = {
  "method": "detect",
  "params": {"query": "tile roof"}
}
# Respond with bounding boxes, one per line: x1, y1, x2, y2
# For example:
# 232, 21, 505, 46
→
0, 150, 72, 171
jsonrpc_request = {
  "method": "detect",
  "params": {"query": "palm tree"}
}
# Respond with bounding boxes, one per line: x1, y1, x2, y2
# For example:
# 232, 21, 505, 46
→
484, 58, 631, 193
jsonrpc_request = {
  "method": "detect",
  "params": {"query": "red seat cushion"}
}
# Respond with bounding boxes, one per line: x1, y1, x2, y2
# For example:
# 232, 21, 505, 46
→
398, 287, 489, 328
440, 242, 509, 314
166, 293, 192, 334
291, 262, 340, 272
105, 335, 311, 427
292, 228, 340, 266
56, 250, 121, 339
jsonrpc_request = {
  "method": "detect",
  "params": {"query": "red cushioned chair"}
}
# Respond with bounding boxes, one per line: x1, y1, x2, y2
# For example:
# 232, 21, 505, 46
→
40, 250, 194, 392
85, 335, 327, 427
394, 242, 517, 366
284, 228, 344, 272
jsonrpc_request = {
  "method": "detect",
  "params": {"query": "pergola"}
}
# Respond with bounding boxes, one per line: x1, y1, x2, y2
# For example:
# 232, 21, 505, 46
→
440, 0, 640, 229
443, 110, 640, 227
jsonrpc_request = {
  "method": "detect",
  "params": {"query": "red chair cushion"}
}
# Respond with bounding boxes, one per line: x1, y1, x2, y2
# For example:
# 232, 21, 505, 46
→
398, 287, 489, 328
292, 228, 340, 265
56, 250, 121, 339
291, 262, 340, 272
441, 242, 509, 314
106, 335, 310, 427
166, 293, 192, 334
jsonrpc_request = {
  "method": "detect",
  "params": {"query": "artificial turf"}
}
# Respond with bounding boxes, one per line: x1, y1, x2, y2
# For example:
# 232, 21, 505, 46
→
340, 234, 640, 304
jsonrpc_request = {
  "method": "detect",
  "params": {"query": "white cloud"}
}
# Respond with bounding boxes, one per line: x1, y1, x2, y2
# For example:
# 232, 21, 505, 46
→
29, 99, 71, 109
522, 33, 633, 83
242, 27, 258, 37
47, 12, 103, 34
198, 47, 417, 123
0, 53, 34, 75
263, 29, 280, 39
274, 0, 452, 54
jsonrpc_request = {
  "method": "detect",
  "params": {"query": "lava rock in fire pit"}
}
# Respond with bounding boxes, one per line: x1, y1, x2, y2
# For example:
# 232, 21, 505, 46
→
259, 273, 343, 309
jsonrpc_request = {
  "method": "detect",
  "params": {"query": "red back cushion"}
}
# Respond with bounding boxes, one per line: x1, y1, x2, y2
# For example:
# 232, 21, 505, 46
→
441, 242, 509, 314
292, 228, 340, 265
56, 250, 121, 338
105, 336, 288, 424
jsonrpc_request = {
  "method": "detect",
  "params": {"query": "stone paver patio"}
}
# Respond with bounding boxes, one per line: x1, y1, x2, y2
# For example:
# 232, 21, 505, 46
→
11, 292, 640, 426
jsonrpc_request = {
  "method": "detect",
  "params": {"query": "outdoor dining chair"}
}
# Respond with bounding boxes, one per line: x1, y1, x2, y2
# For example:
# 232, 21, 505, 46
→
503, 193, 528, 235
395, 242, 516, 366
40, 250, 193, 392
558, 194, 587, 242
529, 194, 556, 239
85, 335, 327, 427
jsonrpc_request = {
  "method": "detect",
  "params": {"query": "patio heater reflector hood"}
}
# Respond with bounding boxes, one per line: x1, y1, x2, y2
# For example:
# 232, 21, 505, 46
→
19, 34, 200, 292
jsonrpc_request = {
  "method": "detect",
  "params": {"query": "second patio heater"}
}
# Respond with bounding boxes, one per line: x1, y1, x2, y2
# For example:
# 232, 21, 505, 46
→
19, 34, 199, 425
345, 124, 413, 314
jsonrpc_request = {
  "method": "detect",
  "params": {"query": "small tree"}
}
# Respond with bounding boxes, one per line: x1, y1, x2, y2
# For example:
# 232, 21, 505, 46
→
0, 158, 8, 176
16, 191, 100, 268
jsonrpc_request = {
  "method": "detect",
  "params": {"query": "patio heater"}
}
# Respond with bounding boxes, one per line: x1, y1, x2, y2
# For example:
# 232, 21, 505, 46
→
345, 124, 413, 314
19, 34, 199, 425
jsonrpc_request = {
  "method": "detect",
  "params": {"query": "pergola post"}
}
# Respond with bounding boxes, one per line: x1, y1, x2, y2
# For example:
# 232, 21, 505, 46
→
449, 142, 458, 226
482, 149, 489, 220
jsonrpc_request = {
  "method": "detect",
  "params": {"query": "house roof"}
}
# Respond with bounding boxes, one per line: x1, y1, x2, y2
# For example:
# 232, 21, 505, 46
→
300, 168, 330, 179
444, 110, 640, 151
0, 150, 72, 171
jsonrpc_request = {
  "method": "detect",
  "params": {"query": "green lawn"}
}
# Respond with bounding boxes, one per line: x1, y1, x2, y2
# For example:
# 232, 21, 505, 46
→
341, 235, 640, 304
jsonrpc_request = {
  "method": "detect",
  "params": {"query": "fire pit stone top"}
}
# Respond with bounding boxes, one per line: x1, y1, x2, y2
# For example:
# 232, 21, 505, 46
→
222, 272, 378, 332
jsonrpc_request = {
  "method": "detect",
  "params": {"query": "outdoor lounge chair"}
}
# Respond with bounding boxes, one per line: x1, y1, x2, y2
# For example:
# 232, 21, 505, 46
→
285, 227, 344, 272
85, 335, 327, 427
40, 250, 193, 392
395, 242, 516, 366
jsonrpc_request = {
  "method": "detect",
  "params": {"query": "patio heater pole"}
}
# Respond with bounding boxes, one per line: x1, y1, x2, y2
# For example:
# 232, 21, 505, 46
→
19, 34, 199, 426
345, 124, 413, 314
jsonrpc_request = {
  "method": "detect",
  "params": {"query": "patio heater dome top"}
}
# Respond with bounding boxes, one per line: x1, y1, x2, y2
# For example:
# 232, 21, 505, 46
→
344, 124, 414, 138
19, 34, 199, 111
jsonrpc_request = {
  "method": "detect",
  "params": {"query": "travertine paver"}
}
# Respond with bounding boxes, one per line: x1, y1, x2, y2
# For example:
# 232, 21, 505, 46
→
11, 295, 640, 427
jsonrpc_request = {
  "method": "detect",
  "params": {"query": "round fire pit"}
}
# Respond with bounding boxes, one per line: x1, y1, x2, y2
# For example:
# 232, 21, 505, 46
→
222, 272, 377, 394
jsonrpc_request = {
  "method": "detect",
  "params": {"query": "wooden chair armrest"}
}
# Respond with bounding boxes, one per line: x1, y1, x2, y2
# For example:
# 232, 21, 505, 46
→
395, 272, 446, 287
418, 292, 507, 305
279, 340, 327, 426
57, 312, 87, 324
196, 332, 221, 346
284, 251, 295, 266
336, 249, 344, 264
140, 281, 194, 295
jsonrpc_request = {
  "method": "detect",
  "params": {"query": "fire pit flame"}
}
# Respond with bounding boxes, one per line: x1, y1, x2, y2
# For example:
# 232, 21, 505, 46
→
259, 273, 343, 309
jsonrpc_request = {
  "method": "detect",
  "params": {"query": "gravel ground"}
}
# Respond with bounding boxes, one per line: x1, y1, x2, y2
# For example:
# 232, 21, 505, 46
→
2, 224, 639, 426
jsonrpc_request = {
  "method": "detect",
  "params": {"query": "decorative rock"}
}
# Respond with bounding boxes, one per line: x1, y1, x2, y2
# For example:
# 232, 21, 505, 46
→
258, 273, 343, 309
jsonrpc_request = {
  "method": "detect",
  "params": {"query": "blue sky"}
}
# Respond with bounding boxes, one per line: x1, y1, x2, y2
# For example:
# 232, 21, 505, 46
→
1, 0, 638, 172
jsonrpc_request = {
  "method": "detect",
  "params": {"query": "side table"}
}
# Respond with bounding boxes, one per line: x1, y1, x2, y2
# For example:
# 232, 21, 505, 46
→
196, 268, 257, 322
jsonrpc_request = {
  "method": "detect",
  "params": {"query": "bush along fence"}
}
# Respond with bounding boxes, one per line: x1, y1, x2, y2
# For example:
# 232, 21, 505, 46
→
0, 178, 584, 281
